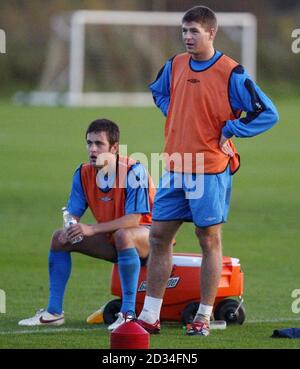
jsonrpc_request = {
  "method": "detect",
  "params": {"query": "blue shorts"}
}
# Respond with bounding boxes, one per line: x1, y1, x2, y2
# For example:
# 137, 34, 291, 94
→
152, 166, 232, 227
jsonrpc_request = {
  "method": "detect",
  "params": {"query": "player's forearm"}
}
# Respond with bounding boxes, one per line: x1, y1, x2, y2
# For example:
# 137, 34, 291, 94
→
222, 106, 279, 139
91, 214, 141, 234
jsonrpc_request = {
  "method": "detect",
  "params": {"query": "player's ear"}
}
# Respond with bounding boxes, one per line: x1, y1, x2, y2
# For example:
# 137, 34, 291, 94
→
111, 142, 119, 154
210, 27, 217, 40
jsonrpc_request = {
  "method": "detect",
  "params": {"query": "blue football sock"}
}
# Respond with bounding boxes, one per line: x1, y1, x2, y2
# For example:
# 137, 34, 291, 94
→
47, 250, 72, 314
117, 248, 140, 314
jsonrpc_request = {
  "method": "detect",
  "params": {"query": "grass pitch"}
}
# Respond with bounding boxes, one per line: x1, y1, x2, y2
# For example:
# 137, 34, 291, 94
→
0, 98, 300, 349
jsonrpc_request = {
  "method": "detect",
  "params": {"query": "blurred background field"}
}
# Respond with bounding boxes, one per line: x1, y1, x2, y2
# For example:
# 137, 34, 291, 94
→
0, 0, 300, 349
0, 0, 300, 99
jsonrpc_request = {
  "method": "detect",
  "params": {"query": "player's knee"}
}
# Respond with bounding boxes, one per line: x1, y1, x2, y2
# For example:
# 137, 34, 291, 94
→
114, 228, 132, 250
195, 228, 221, 252
149, 231, 168, 250
50, 229, 65, 251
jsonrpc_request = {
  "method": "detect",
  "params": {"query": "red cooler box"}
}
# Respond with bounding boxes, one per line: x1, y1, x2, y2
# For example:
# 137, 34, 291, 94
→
104, 252, 245, 325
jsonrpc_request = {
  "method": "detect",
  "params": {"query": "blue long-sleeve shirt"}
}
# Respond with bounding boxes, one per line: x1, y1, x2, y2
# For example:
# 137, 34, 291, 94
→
149, 50, 279, 139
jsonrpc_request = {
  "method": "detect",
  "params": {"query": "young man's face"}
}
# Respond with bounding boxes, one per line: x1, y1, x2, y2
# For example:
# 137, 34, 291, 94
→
182, 21, 216, 57
86, 131, 118, 166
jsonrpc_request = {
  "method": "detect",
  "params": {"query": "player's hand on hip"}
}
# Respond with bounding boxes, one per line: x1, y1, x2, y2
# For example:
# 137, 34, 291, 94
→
219, 134, 234, 157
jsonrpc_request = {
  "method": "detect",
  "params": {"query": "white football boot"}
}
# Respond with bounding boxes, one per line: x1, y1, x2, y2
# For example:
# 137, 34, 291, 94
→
107, 312, 126, 331
18, 309, 65, 326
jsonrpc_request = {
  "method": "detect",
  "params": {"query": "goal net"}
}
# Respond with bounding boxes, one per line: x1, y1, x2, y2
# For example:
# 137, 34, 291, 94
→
15, 10, 257, 107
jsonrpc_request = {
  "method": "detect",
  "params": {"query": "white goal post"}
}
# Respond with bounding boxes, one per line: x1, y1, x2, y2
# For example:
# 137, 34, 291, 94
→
17, 10, 257, 107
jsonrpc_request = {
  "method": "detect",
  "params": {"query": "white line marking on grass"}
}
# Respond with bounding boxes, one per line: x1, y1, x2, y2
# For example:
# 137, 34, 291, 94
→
1, 317, 300, 335
0, 327, 102, 335
246, 317, 300, 324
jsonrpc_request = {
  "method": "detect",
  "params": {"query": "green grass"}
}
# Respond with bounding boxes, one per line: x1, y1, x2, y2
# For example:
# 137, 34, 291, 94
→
0, 99, 300, 349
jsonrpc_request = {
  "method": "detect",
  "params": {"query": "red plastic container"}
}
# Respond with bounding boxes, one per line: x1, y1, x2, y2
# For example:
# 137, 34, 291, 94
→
110, 252, 244, 323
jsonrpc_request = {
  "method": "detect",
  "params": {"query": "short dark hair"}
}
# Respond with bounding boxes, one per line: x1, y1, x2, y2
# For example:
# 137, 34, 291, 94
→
85, 118, 120, 146
182, 6, 217, 31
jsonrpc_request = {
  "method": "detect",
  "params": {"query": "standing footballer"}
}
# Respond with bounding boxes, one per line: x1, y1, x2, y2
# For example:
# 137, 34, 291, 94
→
137, 5, 279, 336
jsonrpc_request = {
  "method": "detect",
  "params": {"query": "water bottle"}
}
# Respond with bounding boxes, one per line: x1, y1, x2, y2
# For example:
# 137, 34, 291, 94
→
62, 207, 83, 244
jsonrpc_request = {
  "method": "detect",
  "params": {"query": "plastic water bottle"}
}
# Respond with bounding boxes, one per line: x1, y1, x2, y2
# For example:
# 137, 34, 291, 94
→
62, 207, 83, 244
